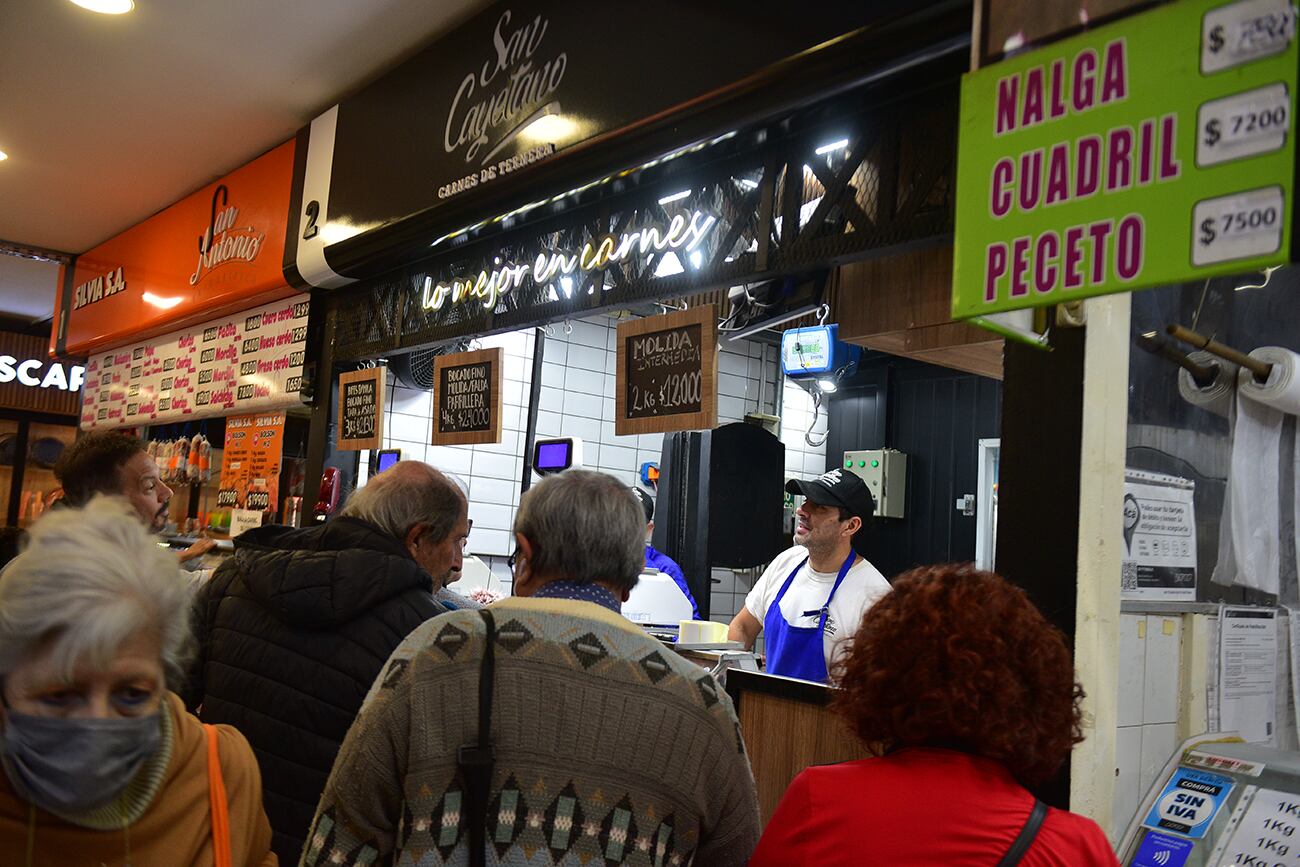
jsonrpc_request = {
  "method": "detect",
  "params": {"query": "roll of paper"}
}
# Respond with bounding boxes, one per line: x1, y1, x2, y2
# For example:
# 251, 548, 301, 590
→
1227, 347, 1300, 595
1238, 347, 1300, 415
1178, 351, 1237, 418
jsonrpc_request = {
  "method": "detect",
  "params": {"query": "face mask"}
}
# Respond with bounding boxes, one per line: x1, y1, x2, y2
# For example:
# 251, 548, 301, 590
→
0, 711, 161, 814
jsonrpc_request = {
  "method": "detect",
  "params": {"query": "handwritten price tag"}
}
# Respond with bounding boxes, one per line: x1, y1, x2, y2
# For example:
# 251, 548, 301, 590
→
1191, 185, 1285, 266
1198, 83, 1291, 167
1202, 0, 1295, 74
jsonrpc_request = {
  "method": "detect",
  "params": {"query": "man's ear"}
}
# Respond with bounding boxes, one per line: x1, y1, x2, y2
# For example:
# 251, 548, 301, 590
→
513, 532, 536, 592
844, 516, 862, 539
404, 523, 425, 558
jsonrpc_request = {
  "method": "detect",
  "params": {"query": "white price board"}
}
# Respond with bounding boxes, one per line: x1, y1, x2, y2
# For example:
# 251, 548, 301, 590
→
229, 508, 264, 539
1197, 83, 1292, 167
81, 296, 309, 430
1202, 0, 1296, 74
1192, 185, 1285, 266
1214, 787, 1300, 866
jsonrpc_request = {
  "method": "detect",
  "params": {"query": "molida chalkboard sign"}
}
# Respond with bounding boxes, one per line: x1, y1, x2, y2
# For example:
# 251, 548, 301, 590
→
432, 347, 503, 446
616, 304, 717, 436
337, 366, 386, 451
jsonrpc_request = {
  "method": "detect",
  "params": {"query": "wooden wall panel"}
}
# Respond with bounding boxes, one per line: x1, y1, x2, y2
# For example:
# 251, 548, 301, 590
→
836, 246, 1004, 380
739, 690, 873, 825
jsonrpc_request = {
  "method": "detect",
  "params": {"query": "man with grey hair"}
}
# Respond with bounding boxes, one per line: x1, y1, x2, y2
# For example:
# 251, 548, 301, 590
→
302, 469, 761, 867
184, 460, 470, 865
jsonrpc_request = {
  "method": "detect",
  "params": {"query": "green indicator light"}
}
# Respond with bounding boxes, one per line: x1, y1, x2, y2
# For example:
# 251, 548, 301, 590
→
871, 460, 880, 468
858, 460, 866, 467
844, 460, 852, 468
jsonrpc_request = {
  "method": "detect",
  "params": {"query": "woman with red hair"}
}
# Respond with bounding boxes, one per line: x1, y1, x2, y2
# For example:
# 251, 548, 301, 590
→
750, 564, 1118, 866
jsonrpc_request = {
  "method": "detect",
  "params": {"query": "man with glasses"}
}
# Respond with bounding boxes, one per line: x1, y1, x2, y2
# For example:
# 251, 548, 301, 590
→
183, 460, 468, 866
728, 468, 890, 683
303, 469, 761, 867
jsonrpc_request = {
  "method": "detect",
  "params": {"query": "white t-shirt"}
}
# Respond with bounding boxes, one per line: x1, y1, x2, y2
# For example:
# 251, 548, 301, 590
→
744, 545, 891, 671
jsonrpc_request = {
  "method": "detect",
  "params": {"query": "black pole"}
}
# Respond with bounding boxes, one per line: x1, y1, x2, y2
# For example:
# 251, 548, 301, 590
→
519, 327, 547, 497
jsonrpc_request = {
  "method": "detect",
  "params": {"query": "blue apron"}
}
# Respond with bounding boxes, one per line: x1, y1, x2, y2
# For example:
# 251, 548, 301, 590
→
763, 551, 856, 682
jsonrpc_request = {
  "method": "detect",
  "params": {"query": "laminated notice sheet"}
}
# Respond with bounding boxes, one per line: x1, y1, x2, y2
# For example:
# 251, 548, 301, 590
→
1219, 606, 1278, 745
1122, 470, 1198, 601
1213, 786, 1300, 867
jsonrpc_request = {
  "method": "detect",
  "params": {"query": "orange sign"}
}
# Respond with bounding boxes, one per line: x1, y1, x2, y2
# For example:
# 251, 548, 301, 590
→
52, 140, 298, 357
217, 412, 286, 513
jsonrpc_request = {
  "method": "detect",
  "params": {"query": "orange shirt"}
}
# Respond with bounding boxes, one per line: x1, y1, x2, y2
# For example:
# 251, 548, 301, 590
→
0, 692, 276, 867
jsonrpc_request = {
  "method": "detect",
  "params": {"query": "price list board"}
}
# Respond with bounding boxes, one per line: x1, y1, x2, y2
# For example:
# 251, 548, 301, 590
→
218, 412, 285, 512
80, 297, 309, 430
952, 0, 1297, 319
615, 305, 717, 437
337, 366, 386, 451
431, 347, 502, 446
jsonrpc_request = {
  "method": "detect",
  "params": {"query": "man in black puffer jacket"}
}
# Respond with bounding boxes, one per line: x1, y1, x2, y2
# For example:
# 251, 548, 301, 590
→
183, 461, 470, 865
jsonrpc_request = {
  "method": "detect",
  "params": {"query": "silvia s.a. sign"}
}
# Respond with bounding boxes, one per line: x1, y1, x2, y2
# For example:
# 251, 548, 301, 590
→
53, 141, 297, 356
952, 0, 1297, 319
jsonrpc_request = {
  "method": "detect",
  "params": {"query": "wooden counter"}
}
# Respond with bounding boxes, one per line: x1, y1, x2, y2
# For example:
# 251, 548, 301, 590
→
725, 669, 873, 825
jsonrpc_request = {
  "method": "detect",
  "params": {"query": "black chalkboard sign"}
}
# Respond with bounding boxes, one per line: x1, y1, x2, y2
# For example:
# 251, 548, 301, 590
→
433, 347, 503, 445
616, 305, 717, 436
337, 367, 385, 450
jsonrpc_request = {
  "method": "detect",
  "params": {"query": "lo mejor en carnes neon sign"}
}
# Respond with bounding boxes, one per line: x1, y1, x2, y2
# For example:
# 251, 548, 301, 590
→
420, 210, 717, 313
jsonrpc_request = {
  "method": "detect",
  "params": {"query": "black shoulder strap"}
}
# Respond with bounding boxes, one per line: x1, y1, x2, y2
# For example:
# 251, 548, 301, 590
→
458, 609, 497, 867
996, 798, 1049, 867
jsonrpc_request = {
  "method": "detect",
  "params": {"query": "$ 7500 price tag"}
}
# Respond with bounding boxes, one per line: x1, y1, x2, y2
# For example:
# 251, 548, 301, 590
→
1198, 83, 1291, 167
1202, 0, 1295, 74
1191, 186, 1284, 266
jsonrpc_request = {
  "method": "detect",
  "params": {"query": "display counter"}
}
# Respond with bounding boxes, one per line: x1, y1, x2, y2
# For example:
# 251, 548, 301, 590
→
725, 668, 872, 824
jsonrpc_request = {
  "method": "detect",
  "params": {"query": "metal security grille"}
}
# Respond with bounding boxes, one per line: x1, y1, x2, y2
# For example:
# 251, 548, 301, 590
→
331, 90, 957, 362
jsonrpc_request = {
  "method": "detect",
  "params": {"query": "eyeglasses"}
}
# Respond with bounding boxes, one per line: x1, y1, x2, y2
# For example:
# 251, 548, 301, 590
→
507, 546, 520, 573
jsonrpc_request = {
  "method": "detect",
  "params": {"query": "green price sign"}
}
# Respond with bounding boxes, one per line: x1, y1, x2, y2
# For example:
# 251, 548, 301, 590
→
952, 0, 1297, 320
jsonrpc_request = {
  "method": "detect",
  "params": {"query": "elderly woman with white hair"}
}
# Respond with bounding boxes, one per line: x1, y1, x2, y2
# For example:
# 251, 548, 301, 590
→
0, 497, 276, 866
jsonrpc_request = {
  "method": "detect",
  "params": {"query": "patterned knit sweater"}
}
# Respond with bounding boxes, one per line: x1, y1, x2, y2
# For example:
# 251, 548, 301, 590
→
300, 596, 760, 866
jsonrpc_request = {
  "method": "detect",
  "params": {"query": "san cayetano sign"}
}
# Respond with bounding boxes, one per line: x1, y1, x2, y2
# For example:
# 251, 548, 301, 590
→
438, 9, 565, 201
952, 0, 1297, 320
288, 0, 885, 289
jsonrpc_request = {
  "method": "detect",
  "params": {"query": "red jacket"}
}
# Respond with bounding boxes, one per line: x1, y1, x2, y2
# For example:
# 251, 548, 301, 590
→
750, 747, 1119, 866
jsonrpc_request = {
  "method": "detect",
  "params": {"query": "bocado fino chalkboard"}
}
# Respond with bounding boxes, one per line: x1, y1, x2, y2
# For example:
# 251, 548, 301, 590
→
432, 347, 503, 446
337, 366, 386, 451
616, 304, 717, 436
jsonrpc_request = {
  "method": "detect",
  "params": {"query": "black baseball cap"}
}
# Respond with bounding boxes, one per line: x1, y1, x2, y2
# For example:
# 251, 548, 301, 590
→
785, 468, 876, 522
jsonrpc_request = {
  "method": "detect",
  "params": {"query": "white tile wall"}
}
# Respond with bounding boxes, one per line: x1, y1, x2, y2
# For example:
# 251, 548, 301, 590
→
363, 313, 807, 619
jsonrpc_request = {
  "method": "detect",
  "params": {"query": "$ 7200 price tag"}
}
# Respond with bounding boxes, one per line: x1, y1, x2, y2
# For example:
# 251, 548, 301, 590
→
1191, 186, 1284, 266
1202, 0, 1295, 74
1198, 83, 1291, 167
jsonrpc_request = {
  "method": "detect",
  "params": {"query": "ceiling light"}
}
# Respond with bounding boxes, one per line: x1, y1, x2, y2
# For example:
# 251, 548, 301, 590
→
737, 178, 758, 189
689, 250, 703, 269
69, 0, 135, 13
657, 189, 690, 205
815, 139, 849, 155
817, 378, 838, 393
0, 150, 7, 162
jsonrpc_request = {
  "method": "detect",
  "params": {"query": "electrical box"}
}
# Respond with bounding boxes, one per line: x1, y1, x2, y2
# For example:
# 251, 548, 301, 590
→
841, 449, 907, 519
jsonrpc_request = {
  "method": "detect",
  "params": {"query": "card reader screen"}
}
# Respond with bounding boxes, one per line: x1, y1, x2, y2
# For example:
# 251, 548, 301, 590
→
536, 441, 570, 470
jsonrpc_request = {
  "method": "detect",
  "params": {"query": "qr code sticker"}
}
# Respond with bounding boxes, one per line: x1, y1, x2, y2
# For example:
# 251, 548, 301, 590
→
1121, 561, 1138, 590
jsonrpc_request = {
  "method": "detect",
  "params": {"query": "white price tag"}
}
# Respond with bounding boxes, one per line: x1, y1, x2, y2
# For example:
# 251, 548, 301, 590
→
1192, 185, 1285, 266
1197, 83, 1292, 166
229, 508, 264, 538
1202, 0, 1296, 74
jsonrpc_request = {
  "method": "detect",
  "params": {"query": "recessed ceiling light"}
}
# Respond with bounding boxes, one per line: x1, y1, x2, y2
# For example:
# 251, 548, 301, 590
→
0, 151, 7, 162
69, 0, 135, 14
